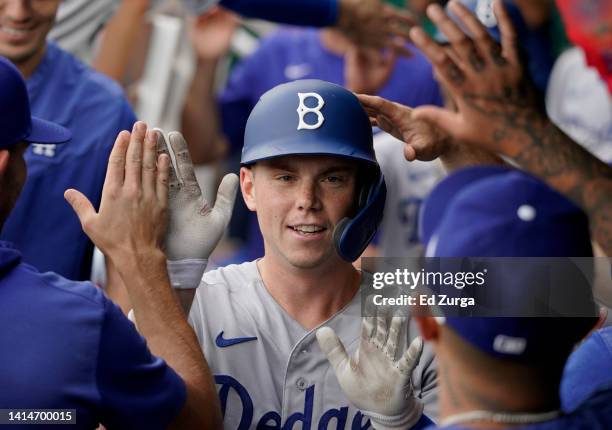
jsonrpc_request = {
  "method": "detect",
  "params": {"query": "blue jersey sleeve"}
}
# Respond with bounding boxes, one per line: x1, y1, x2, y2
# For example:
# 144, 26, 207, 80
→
413, 414, 435, 429
96, 298, 186, 430
220, 0, 338, 27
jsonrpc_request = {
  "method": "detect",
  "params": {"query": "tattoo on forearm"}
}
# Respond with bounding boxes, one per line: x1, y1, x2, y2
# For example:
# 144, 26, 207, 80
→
490, 44, 507, 66
447, 63, 465, 85
469, 49, 485, 72
460, 80, 612, 254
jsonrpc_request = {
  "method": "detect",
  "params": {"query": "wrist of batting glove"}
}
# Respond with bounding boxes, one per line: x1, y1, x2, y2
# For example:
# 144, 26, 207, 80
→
364, 399, 424, 430
167, 258, 207, 290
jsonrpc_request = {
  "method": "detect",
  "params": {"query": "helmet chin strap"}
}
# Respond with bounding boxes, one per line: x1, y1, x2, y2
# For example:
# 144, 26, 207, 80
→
440, 409, 561, 427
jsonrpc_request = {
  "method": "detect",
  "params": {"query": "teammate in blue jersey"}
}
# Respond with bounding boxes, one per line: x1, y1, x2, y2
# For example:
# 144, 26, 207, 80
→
322, 166, 611, 429
179, 79, 438, 429
0, 56, 221, 429
0, 0, 137, 280
561, 325, 612, 414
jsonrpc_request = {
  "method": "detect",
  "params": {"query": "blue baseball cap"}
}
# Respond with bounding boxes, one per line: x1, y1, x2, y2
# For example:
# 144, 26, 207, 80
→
421, 166, 593, 258
433, 0, 555, 91
421, 166, 598, 361
0, 56, 70, 150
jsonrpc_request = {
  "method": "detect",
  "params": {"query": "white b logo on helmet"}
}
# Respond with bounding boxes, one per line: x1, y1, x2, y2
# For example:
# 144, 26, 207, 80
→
297, 92, 325, 130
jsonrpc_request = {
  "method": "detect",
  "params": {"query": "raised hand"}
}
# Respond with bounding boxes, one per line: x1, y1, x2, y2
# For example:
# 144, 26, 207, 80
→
337, 0, 415, 56
190, 6, 240, 61
317, 307, 425, 430
408, 0, 612, 255
64, 122, 169, 265
155, 130, 238, 262
358, 93, 452, 162
409, 1, 542, 154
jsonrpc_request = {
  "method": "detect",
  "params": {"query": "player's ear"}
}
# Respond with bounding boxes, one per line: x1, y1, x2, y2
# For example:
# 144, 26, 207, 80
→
415, 316, 440, 342
240, 166, 257, 211
0, 149, 10, 180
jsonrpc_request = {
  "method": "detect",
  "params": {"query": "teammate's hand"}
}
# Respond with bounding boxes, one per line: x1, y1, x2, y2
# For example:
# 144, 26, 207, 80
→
337, 0, 415, 56
155, 130, 238, 262
316, 309, 424, 430
358, 93, 452, 162
190, 6, 239, 61
64, 122, 169, 265
409, 0, 544, 156
345, 48, 397, 96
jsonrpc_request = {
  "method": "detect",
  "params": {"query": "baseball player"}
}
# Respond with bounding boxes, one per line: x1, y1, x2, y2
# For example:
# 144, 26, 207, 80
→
179, 79, 437, 429
322, 166, 609, 429
0, 54, 220, 428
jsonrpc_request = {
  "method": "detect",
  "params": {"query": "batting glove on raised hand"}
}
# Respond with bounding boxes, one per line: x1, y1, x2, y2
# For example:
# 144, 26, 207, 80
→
316, 309, 424, 430
155, 129, 238, 288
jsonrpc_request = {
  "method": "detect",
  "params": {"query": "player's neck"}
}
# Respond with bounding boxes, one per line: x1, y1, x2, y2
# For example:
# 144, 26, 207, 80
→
439, 355, 561, 428
257, 257, 360, 331
13, 43, 47, 79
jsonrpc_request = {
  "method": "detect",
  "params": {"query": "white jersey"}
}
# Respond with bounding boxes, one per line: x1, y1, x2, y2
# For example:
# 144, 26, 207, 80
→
189, 261, 438, 429
374, 132, 445, 257
546, 47, 612, 163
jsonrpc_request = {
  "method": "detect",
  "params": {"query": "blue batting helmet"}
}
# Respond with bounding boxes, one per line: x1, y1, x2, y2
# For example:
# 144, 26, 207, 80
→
241, 79, 386, 262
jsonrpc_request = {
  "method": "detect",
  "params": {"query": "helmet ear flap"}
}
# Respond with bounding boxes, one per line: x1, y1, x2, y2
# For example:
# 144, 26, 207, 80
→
333, 217, 352, 256
358, 184, 371, 209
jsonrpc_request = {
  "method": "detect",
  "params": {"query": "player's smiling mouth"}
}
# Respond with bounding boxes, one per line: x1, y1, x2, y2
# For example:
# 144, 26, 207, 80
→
0, 24, 35, 42
289, 224, 327, 235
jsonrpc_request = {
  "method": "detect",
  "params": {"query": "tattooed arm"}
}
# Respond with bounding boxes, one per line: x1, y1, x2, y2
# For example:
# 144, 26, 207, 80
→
408, 0, 612, 255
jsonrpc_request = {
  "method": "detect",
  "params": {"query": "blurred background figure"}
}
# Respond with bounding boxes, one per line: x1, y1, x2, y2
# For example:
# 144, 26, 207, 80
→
0, 0, 137, 281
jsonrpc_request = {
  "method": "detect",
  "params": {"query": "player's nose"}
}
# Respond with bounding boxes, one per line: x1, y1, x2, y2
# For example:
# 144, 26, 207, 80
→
295, 179, 321, 211
3, 0, 33, 22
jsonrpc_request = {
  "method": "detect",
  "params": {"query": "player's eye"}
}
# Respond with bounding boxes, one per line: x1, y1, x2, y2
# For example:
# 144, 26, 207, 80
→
324, 175, 343, 184
276, 175, 294, 182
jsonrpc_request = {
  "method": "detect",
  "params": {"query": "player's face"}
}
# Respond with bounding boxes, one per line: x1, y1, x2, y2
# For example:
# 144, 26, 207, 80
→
241, 155, 358, 270
0, 0, 61, 65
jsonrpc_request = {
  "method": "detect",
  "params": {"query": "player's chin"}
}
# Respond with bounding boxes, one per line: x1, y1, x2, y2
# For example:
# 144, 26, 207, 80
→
284, 248, 334, 270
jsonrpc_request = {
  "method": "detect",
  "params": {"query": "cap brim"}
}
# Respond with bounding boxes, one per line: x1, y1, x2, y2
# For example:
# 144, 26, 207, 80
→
26, 116, 71, 144
240, 137, 377, 166
419, 165, 512, 246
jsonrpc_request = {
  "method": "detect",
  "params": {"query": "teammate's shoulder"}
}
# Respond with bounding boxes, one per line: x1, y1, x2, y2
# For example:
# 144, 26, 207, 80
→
46, 42, 129, 103
202, 260, 260, 291
10, 262, 107, 310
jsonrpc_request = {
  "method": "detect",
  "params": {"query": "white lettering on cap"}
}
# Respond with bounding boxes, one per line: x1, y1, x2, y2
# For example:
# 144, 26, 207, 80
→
493, 334, 527, 355
297, 92, 325, 130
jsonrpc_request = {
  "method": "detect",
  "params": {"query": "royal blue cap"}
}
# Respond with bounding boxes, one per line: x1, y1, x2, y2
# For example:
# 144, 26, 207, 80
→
0, 56, 70, 150
419, 165, 512, 247
422, 166, 593, 258
422, 166, 597, 361
433, 0, 554, 91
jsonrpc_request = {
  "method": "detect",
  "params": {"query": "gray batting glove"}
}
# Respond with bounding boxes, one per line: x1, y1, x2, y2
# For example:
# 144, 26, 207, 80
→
316, 309, 424, 430
155, 129, 238, 289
